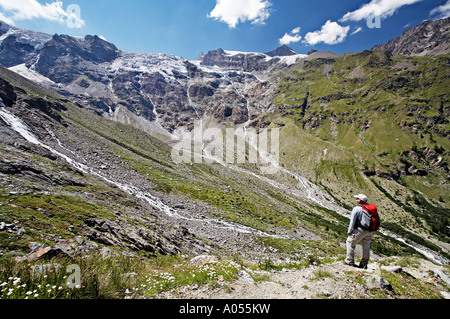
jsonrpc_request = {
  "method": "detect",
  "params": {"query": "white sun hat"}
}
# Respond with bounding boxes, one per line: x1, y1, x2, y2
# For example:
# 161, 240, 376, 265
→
354, 194, 368, 202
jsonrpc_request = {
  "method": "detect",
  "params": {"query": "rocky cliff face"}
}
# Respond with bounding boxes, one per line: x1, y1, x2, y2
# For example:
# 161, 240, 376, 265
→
0, 21, 51, 68
200, 48, 274, 72
0, 22, 276, 133
199, 46, 305, 73
35, 34, 120, 84
0, 35, 37, 68
265, 44, 297, 57
373, 17, 450, 56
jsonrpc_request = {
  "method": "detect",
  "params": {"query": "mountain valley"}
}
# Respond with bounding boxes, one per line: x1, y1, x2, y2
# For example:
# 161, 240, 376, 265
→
0, 17, 449, 299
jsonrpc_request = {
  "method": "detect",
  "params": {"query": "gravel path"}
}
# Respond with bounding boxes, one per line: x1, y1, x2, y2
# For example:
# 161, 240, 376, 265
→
161, 258, 450, 299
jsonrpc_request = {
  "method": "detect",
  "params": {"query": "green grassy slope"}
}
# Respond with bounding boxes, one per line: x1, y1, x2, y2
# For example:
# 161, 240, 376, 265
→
268, 50, 449, 252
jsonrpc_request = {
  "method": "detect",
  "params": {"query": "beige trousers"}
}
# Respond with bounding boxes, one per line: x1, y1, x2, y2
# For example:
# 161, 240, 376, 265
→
345, 228, 373, 267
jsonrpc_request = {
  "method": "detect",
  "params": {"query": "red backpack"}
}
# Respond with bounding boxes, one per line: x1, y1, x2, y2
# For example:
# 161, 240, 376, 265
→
361, 204, 380, 231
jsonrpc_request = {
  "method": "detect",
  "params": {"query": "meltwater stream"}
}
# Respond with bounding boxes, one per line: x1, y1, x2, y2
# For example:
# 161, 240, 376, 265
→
0, 106, 285, 239
1, 106, 447, 263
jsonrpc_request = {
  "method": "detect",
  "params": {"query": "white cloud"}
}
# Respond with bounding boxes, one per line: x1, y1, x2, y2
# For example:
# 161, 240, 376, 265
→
0, 0, 84, 28
279, 33, 302, 45
341, 0, 423, 22
0, 11, 13, 25
280, 0, 425, 47
351, 26, 363, 35
279, 27, 302, 45
430, 0, 450, 20
208, 0, 272, 29
304, 20, 350, 45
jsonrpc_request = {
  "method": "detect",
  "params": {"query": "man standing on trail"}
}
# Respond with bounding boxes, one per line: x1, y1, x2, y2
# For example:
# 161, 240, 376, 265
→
344, 194, 373, 269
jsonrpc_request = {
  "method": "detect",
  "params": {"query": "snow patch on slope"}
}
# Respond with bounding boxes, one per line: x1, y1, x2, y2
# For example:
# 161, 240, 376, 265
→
9, 64, 55, 85
223, 49, 307, 66
0, 24, 52, 50
108, 52, 188, 79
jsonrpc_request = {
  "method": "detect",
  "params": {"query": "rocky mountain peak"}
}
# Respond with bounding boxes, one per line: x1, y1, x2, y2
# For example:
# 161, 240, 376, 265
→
0, 20, 52, 50
372, 17, 450, 56
265, 44, 297, 57
0, 20, 52, 68
0, 21, 10, 36
199, 46, 303, 72
83, 34, 120, 62
0, 35, 36, 68
34, 33, 120, 83
46, 33, 119, 63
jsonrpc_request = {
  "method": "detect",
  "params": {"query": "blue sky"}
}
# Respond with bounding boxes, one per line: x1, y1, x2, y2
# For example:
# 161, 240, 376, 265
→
1, 0, 449, 60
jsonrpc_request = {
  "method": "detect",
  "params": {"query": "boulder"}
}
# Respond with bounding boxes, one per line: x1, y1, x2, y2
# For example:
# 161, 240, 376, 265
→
381, 266, 403, 273
190, 255, 218, 266
367, 274, 393, 291
237, 270, 254, 283
432, 268, 450, 287
27, 247, 68, 262
440, 291, 450, 299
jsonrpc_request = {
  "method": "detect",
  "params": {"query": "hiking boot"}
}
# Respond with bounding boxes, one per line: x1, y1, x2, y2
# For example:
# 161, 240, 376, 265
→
358, 264, 368, 270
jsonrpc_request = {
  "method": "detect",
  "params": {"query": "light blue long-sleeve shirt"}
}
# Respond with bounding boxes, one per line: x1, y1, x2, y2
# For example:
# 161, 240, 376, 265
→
348, 205, 364, 234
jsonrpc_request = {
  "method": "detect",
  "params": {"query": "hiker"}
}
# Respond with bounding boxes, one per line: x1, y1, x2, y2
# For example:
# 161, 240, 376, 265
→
344, 194, 373, 269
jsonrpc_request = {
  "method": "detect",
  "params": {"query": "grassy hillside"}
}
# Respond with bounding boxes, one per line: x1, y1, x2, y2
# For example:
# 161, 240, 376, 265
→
269, 50, 449, 252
